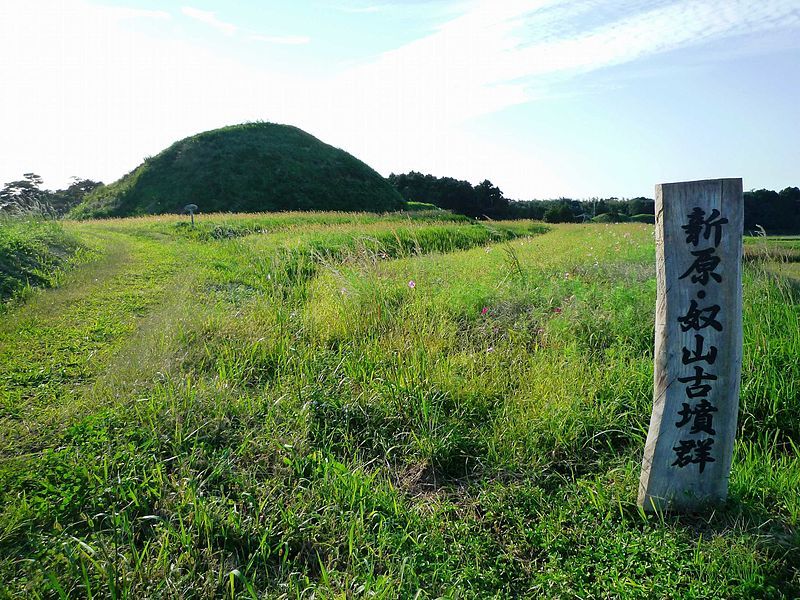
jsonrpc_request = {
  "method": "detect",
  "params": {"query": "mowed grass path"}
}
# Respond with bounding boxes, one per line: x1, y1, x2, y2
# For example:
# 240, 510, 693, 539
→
0, 227, 186, 456
1, 215, 798, 598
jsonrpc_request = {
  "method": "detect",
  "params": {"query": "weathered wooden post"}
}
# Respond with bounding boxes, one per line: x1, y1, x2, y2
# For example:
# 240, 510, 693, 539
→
639, 178, 743, 512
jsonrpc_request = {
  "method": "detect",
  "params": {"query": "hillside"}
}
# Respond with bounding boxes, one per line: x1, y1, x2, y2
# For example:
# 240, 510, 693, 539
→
71, 123, 404, 218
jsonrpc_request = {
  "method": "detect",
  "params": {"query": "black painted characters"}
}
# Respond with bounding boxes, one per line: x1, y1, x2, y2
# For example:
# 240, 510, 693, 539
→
672, 206, 728, 473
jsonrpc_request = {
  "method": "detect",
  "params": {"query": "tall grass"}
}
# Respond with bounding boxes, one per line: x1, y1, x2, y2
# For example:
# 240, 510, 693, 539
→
1, 219, 798, 598
0, 216, 89, 308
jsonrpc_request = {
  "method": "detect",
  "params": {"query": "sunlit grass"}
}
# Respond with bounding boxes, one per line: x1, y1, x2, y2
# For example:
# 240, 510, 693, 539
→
0, 216, 95, 308
1, 217, 798, 598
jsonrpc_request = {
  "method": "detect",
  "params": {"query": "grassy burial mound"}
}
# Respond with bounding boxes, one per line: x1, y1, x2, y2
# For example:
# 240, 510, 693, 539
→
71, 123, 404, 218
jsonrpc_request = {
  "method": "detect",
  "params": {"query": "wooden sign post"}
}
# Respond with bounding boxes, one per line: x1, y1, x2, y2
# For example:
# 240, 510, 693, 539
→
639, 178, 743, 512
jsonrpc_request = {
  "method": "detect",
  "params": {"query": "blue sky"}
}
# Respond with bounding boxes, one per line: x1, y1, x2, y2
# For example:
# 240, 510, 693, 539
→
1, 0, 798, 199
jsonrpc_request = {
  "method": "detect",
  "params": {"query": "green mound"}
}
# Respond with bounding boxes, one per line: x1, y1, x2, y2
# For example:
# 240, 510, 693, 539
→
404, 201, 442, 211
71, 123, 404, 218
591, 212, 631, 223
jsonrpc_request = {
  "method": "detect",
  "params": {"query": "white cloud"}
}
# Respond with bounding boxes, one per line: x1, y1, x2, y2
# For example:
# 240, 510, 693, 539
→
181, 8, 310, 45
0, 0, 797, 197
105, 7, 171, 21
335, 0, 800, 127
249, 34, 311, 45
180, 6, 237, 35
290, 0, 799, 197
0, 0, 299, 189
334, 4, 387, 13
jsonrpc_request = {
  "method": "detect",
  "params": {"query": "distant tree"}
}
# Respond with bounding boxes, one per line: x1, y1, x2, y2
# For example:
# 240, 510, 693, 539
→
543, 201, 575, 223
439, 177, 479, 216
473, 179, 508, 218
744, 189, 781, 233
628, 197, 655, 215
778, 187, 800, 231
49, 177, 103, 215
506, 200, 546, 220
0, 173, 51, 215
591, 198, 608, 216
392, 173, 800, 232
600, 197, 630, 216
568, 198, 583, 216
388, 172, 426, 204
0, 174, 103, 217
779, 186, 800, 204
389, 171, 482, 217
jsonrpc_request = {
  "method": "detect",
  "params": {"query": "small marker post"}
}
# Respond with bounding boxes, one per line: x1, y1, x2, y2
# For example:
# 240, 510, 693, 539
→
184, 204, 198, 228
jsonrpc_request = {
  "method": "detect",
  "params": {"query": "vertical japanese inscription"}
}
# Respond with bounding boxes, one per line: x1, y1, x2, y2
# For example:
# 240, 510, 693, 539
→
639, 179, 743, 512
672, 208, 727, 473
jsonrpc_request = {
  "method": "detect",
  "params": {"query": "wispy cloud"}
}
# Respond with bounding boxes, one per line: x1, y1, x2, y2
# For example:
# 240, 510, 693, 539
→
283, 0, 799, 196
181, 6, 237, 35
180, 6, 310, 44
249, 34, 311, 45
107, 7, 170, 21
339, 0, 800, 125
334, 4, 387, 13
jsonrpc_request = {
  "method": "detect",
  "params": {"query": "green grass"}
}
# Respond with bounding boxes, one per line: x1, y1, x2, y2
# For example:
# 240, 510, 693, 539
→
1, 217, 798, 598
744, 235, 800, 282
405, 202, 442, 212
0, 217, 92, 308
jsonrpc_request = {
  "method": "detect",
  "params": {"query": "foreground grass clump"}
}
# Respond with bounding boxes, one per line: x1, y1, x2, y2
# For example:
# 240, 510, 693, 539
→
0, 217, 88, 307
0, 216, 798, 598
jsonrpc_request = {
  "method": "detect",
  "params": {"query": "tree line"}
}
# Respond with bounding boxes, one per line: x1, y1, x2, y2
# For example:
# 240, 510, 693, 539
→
388, 172, 508, 219
0, 173, 103, 217
3, 169, 798, 235
390, 171, 800, 233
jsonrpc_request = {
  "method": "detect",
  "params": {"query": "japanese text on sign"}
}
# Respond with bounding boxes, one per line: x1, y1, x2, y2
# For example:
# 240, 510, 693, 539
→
672, 208, 729, 473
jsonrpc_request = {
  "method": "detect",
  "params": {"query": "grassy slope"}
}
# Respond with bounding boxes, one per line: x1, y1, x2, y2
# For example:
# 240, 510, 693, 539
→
0, 218, 89, 307
0, 216, 798, 598
71, 123, 405, 218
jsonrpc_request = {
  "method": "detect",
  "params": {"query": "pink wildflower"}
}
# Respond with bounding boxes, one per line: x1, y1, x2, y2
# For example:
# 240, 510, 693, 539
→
481, 306, 489, 315
408, 280, 416, 289
553, 307, 562, 314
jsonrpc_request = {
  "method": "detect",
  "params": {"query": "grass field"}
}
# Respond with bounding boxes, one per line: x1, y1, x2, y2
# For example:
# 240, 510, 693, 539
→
1, 213, 798, 598
744, 236, 800, 282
